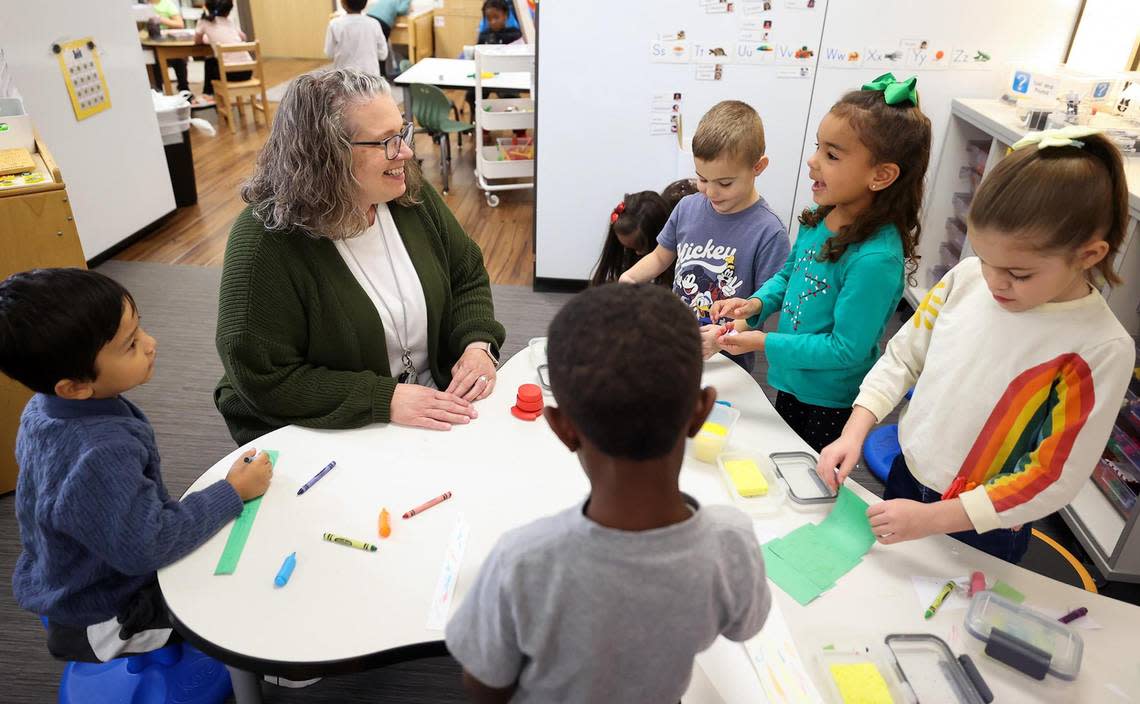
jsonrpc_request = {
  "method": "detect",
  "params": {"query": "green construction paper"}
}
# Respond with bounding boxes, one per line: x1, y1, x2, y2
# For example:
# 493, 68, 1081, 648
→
815, 486, 877, 558
762, 543, 827, 605
768, 524, 856, 591
992, 580, 1026, 604
214, 449, 278, 576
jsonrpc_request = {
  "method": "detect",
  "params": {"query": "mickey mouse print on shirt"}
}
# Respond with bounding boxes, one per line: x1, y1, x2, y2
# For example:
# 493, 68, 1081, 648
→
656, 194, 791, 327
674, 241, 743, 321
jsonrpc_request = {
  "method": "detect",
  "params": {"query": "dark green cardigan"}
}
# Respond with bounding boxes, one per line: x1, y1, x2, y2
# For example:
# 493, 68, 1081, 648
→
214, 183, 506, 444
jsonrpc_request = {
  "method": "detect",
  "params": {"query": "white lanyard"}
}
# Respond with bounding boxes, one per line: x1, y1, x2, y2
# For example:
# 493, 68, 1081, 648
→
343, 209, 418, 383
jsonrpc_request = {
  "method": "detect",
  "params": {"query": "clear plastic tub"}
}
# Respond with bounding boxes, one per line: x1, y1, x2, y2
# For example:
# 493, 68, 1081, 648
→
815, 641, 910, 704
770, 451, 836, 505
691, 404, 739, 463
952, 192, 972, 222
966, 140, 990, 174
945, 218, 967, 251
497, 136, 534, 161
964, 591, 1084, 681
958, 164, 983, 192
940, 241, 962, 268
716, 451, 786, 516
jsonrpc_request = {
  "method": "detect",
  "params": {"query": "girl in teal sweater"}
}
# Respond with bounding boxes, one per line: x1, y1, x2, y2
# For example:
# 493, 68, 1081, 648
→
712, 74, 932, 450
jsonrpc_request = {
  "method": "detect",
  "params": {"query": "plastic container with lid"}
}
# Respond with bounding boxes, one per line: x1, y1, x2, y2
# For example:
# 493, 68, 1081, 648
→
964, 591, 1084, 681
691, 404, 739, 463
716, 451, 786, 516
885, 634, 988, 704
770, 451, 837, 506
814, 641, 910, 704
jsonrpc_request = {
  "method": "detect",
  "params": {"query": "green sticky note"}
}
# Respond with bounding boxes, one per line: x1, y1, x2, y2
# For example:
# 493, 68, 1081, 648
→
762, 542, 827, 605
214, 449, 277, 576
816, 486, 876, 558
992, 580, 1025, 604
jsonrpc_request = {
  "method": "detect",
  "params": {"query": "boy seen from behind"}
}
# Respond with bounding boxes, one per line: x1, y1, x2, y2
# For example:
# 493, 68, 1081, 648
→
326, 0, 389, 77
621, 100, 791, 372
0, 269, 272, 662
445, 283, 770, 703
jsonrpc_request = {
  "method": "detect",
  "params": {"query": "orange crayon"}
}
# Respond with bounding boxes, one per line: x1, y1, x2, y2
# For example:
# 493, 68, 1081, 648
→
379, 508, 391, 538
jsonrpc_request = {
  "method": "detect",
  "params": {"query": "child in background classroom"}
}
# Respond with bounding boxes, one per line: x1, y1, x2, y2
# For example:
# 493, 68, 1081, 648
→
192, 0, 252, 108
590, 191, 673, 287
712, 75, 932, 451
620, 100, 791, 373
147, 0, 191, 95
326, 0, 389, 77
661, 177, 699, 210
0, 269, 273, 662
818, 127, 1135, 564
478, 0, 523, 45
445, 284, 770, 704
365, 0, 411, 39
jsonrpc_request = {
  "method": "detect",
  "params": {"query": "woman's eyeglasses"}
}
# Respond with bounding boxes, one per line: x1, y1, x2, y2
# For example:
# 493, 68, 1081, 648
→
351, 122, 415, 159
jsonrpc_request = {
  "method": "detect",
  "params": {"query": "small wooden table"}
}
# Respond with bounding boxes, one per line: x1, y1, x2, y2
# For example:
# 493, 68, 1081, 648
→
140, 33, 214, 95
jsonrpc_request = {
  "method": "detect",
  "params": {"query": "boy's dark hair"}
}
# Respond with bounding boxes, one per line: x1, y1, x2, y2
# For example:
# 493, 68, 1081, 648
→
0, 269, 135, 395
661, 178, 698, 211
343, 0, 368, 13
969, 132, 1127, 286
483, 0, 511, 15
590, 191, 672, 287
547, 284, 701, 460
692, 100, 765, 166
799, 87, 932, 284
203, 0, 234, 20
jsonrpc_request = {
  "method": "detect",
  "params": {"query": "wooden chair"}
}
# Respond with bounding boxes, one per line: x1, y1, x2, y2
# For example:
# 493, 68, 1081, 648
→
212, 40, 268, 134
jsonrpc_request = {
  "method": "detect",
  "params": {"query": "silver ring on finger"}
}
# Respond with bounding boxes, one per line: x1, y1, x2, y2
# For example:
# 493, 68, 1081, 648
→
478, 375, 488, 383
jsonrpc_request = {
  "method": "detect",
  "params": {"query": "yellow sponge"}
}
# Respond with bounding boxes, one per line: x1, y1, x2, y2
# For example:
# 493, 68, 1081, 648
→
725, 459, 768, 497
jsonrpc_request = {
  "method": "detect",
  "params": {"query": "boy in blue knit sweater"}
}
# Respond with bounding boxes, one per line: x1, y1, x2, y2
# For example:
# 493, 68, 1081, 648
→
0, 269, 273, 662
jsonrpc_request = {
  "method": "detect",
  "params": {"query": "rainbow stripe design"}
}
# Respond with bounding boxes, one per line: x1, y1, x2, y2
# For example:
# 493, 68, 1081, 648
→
950, 354, 1094, 512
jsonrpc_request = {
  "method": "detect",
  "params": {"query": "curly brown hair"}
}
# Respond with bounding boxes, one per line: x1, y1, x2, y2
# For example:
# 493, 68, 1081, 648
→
800, 88, 932, 284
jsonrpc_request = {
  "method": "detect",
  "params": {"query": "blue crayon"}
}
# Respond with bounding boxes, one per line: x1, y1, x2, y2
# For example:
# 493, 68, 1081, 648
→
274, 552, 297, 587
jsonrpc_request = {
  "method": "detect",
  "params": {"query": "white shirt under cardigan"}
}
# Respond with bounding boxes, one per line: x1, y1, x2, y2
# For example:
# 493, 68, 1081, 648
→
324, 13, 388, 77
855, 257, 1134, 533
334, 203, 435, 388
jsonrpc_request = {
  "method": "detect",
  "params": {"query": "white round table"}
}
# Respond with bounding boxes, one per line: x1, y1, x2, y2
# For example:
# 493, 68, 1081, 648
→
160, 351, 1140, 703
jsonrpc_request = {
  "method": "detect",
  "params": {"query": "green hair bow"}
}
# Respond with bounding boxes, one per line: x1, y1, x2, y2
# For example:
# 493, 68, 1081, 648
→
862, 73, 919, 107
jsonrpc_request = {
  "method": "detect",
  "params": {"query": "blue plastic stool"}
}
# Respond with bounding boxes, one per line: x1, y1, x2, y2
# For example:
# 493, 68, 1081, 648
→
862, 424, 901, 482
42, 618, 233, 704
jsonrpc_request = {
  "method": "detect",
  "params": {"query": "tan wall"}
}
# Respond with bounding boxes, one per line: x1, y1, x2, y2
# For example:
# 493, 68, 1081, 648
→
249, 0, 334, 59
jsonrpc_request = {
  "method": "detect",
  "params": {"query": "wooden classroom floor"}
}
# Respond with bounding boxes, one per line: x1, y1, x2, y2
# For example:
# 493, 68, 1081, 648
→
114, 58, 536, 287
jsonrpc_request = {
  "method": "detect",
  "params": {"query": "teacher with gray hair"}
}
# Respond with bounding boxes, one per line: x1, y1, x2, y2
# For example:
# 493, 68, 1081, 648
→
214, 68, 504, 445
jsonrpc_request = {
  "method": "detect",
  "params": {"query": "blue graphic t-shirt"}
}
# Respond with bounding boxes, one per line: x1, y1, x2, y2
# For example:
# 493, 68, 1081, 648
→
657, 194, 790, 368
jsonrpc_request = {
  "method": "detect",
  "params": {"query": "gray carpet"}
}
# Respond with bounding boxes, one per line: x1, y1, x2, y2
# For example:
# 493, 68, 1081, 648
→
0, 260, 888, 702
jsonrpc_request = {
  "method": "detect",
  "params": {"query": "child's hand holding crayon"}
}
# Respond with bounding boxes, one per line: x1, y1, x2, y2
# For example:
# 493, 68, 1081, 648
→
717, 329, 765, 355
710, 297, 762, 322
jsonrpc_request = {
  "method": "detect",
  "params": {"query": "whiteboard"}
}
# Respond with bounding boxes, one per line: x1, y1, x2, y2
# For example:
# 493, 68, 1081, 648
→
0, 1, 176, 260
534, 0, 1081, 283
787, 0, 1081, 239
535, 1, 827, 281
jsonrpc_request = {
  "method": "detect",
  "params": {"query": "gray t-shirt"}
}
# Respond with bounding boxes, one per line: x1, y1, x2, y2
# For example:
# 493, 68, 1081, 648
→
444, 496, 771, 703
658, 193, 790, 323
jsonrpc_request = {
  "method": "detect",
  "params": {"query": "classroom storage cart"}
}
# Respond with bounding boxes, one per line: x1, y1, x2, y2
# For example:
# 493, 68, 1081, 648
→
474, 44, 534, 207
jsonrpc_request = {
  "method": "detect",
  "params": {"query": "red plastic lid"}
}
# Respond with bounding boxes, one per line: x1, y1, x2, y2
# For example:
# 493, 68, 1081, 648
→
517, 384, 542, 403
515, 399, 543, 413
511, 405, 542, 421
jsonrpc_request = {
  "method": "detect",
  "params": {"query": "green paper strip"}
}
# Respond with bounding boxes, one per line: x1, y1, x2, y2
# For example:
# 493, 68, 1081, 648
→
769, 524, 859, 591
992, 580, 1025, 604
816, 486, 877, 558
214, 449, 277, 576
762, 542, 828, 606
